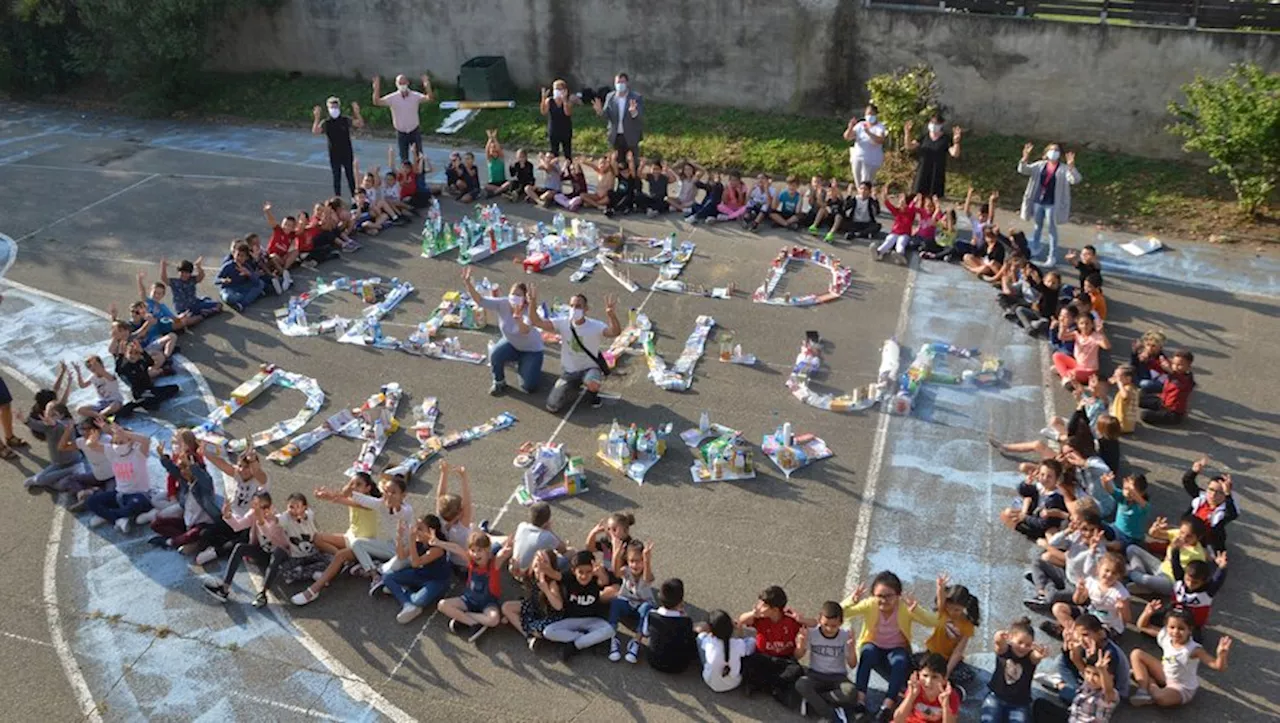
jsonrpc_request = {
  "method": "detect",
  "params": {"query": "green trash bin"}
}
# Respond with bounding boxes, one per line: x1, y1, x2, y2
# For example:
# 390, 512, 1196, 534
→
458, 56, 516, 101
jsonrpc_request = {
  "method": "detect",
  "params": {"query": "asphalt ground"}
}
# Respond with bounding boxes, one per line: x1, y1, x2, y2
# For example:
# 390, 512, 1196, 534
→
0, 105, 1276, 722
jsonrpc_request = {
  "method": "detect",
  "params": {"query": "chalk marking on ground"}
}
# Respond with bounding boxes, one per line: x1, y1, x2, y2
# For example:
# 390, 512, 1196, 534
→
1039, 342, 1056, 425
0, 232, 15, 279
843, 258, 918, 596
0, 629, 55, 649
2, 364, 106, 723
16, 174, 158, 243
229, 692, 349, 722
2, 273, 417, 723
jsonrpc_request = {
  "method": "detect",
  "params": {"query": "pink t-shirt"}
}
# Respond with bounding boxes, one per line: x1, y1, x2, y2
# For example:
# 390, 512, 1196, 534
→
382, 90, 425, 133
873, 609, 907, 649
1073, 331, 1104, 371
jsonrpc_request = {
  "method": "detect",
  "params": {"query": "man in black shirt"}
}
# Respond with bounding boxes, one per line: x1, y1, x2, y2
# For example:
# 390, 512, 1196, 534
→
312, 96, 366, 198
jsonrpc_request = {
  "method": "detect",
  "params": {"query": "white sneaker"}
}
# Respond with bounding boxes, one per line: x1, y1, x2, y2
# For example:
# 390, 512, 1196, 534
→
624, 639, 640, 664
291, 588, 319, 606
282, 270, 294, 290
608, 637, 623, 662
115, 517, 131, 533
271, 277, 283, 295
88, 515, 107, 528
396, 603, 423, 624
833, 707, 849, 723
135, 509, 158, 526
1040, 426, 1059, 441
194, 547, 218, 566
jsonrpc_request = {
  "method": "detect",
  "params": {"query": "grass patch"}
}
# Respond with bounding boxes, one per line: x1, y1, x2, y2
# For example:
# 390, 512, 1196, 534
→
169, 72, 1271, 241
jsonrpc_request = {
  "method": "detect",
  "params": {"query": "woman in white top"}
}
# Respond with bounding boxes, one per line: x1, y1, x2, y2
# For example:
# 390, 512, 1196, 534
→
843, 103, 887, 185
696, 610, 756, 692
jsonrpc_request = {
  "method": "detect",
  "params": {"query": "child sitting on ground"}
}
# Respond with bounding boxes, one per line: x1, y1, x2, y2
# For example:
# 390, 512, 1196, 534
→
639, 157, 676, 216
1127, 515, 1208, 597
842, 571, 939, 721
807, 178, 844, 235
72, 356, 124, 419
740, 584, 808, 705
833, 181, 881, 242
1032, 647, 1119, 723
1080, 273, 1107, 321
160, 257, 222, 323
894, 655, 961, 723
1045, 551, 1130, 641
1107, 365, 1139, 434
1131, 329, 1168, 392
716, 171, 748, 223
539, 549, 617, 658
397, 148, 435, 209
769, 176, 804, 230
742, 173, 774, 231
795, 600, 858, 721
1052, 313, 1110, 387
1064, 245, 1102, 298
642, 578, 698, 674
481, 130, 514, 198
1129, 604, 1231, 708
435, 531, 514, 643
1139, 349, 1195, 426
511, 501, 567, 579
136, 271, 197, 334
203, 490, 290, 608
999, 459, 1069, 542
875, 187, 918, 264
508, 148, 537, 203
686, 168, 724, 224
1099, 472, 1150, 547
979, 617, 1047, 723
434, 461, 476, 574
114, 339, 180, 413
84, 423, 154, 532
1024, 510, 1105, 613
1182, 456, 1237, 552
275, 492, 332, 586
384, 514, 451, 624
607, 539, 655, 663
923, 574, 980, 684
697, 609, 754, 693
148, 434, 220, 551
502, 549, 565, 648
292, 473, 378, 606
215, 241, 266, 312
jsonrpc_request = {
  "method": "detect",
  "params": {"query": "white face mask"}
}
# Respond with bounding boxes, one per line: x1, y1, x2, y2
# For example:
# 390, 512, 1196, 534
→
571, 307, 585, 322
1046, 149, 1061, 161
328, 106, 340, 119
553, 88, 565, 100
866, 114, 877, 124
397, 83, 409, 93
615, 82, 627, 95
928, 123, 942, 134
509, 295, 524, 308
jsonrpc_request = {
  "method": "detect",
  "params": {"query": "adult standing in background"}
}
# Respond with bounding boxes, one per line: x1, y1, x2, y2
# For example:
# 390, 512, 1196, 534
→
843, 103, 886, 185
311, 96, 365, 198
540, 79, 574, 159
593, 72, 643, 161
373, 73, 435, 164
1018, 142, 1082, 267
905, 114, 962, 198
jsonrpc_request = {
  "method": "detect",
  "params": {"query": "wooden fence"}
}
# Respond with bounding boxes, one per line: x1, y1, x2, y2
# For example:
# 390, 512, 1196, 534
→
866, 0, 1280, 30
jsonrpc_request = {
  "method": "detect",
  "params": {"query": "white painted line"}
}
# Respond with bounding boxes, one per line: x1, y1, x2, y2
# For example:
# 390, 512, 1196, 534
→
1039, 342, 1056, 424
3, 161, 331, 186
229, 692, 349, 722
843, 259, 918, 596
16, 174, 159, 243
0, 630, 55, 648
0, 232, 15, 279
3, 366, 105, 723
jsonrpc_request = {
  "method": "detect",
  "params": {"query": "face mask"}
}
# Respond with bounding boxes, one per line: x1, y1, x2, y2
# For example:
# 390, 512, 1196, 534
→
866, 115, 877, 124
615, 82, 627, 95
571, 307, 585, 322
328, 106, 340, 119
509, 295, 524, 307
1046, 149, 1061, 161
554, 89, 565, 100
397, 83, 409, 93
928, 123, 942, 134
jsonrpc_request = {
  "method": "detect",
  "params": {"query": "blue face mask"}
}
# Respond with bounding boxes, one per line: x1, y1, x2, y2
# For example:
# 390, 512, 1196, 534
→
615, 82, 627, 95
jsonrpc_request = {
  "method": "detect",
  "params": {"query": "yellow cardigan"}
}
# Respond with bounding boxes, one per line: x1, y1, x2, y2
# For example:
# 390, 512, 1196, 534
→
841, 595, 940, 650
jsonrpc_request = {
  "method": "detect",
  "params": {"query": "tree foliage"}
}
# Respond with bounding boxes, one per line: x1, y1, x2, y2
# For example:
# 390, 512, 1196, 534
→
0, 0, 80, 94
865, 64, 943, 152
1168, 63, 1280, 216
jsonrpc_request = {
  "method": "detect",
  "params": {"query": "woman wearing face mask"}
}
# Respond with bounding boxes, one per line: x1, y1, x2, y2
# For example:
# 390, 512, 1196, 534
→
540, 79, 575, 160
905, 113, 962, 199
1018, 142, 1083, 267
843, 103, 887, 185
461, 267, 544, 396
311, 96, 365, 198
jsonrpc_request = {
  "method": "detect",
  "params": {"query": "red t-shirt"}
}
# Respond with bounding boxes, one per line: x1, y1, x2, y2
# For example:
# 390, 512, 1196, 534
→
1160, 371, 1194, 415
268, 225, 301, 257
398, 171, 417, 199
753, 613, 801, 658
298, 224, 321, 253
906, 688, 961, 723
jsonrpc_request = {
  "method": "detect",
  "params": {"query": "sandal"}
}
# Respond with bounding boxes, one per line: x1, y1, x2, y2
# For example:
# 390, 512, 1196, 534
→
5, 436, 28, 448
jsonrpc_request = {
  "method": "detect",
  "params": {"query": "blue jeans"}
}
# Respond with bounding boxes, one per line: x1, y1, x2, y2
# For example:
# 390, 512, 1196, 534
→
490, 340, 543, 392
980, 692, 1031, 723
607, 597, 653, 633
1057, 651, 1082, 704
383, 567, 451, 609
854, 644, 910, 703
1031, 202, 1058, 263
85, 490, 152, 521
219, 279, 265, 310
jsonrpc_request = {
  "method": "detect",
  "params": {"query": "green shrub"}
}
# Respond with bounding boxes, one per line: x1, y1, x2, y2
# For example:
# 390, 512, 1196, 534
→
866, 64, 942, 152
1168, 63, 1280, 216
0, 0, 80, 94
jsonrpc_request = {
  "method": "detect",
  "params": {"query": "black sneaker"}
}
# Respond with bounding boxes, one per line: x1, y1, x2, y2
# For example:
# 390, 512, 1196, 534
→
1023, 595, 1052, 615
147, 535, 169, 547
560, 641, 580, 662
587, 391, 603, 409
1039, 620, 1064, 639
478, 519, 491, 533
251, 591, 268, 608
489, 380, 507, 396
203, 580, 230, 603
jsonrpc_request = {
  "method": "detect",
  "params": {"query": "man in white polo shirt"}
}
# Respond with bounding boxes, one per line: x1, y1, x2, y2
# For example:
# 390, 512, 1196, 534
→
373, 72, 435, 164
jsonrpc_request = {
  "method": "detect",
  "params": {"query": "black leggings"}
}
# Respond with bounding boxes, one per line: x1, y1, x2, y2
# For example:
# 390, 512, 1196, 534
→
223, 542, 289, 590
330, 155, 356, 197
549, 134, 572, 159
742, 653, 804, 696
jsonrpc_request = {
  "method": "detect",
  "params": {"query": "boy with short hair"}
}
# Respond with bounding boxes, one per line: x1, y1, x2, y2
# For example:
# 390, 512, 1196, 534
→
541, 549, 616, 660
1139, 350, 1195, 425
836, 181, 882, 241
738, 585, 809, 704
160, 256, 222, 324
796, 600, 858, 722
511, 501, 566, 578
262, 202, 302, 272
642, 578, 698, 673
769, 176, 804, 230
894, 653, 961, 723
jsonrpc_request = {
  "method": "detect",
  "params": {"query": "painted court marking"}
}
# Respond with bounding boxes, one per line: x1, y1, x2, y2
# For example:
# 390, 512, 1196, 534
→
16, 174, 158, 243
844, 259, 918, 595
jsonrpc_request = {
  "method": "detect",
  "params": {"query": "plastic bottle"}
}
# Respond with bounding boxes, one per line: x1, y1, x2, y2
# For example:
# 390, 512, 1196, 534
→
699, 411, 710, 433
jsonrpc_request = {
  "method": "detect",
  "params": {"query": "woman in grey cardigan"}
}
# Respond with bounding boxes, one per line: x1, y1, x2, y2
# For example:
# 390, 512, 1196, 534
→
1018, 142, 1082, 267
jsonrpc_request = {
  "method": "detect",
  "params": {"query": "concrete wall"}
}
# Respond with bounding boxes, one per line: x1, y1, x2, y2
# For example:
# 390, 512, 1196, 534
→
210, 0, 1278, 158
